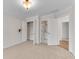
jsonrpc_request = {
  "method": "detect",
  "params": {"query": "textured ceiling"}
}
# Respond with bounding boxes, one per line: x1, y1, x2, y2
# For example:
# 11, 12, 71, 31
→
3, 0, 74, 20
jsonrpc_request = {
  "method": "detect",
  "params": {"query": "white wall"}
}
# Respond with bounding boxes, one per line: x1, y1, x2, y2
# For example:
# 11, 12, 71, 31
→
69, 7, 75, 55
22, 21, 27, 42
35, 17, 40, 44
3, 16, 25, 48
48, 17, 58, 45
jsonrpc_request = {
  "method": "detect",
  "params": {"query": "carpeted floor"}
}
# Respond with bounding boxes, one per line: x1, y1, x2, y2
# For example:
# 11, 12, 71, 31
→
3, 41, 74, 59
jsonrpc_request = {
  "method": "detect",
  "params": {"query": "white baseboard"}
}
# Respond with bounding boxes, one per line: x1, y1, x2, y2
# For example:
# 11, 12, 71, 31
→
3, 40, 26, 48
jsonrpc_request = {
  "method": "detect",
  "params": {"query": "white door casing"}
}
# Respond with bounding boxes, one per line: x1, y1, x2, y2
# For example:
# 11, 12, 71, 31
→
22, 16, 40, 44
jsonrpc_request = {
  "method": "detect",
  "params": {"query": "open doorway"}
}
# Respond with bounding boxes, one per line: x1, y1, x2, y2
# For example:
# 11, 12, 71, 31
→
27, 22, 33, 42
41, 21, 48, 44
62, 22, 69, 40
60, 22, 69, 50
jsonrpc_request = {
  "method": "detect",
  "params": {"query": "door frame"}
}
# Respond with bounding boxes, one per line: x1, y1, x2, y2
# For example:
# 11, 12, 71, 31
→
22, 16, 40, 44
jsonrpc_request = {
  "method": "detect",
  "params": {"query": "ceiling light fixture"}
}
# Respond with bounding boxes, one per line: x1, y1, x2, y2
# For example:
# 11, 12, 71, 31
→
23, 0, 31, 10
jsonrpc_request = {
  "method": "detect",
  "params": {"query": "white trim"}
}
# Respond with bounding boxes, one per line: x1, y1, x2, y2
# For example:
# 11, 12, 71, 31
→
3, 39, 26, 48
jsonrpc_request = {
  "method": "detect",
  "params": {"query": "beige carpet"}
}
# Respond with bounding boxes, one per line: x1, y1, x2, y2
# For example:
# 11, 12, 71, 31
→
3, 41, 74, 59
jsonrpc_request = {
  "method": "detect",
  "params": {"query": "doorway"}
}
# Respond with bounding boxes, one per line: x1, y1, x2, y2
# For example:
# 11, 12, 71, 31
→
41, 21, 48, 44
62, 22, 69, 40
27, 22, 33, 42
60, 22, 69, 50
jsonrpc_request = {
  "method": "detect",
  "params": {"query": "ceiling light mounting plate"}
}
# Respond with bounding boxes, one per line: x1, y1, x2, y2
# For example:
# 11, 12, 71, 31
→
23, 0, 31, 10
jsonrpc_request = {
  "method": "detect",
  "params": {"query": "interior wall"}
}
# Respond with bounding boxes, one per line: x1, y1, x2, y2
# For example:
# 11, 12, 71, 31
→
3, 16, 25, 48
48, 18, 58, 45
22, 21, 27, 42
69, 7, 75, 55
